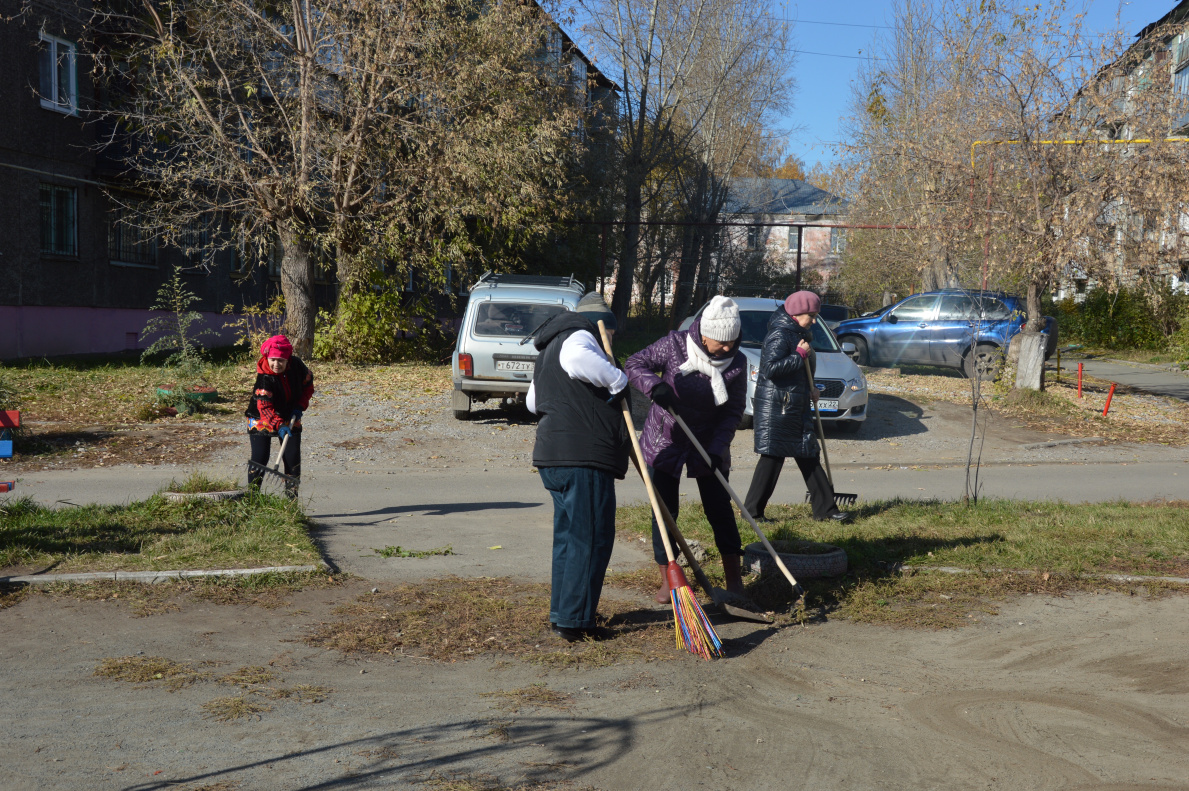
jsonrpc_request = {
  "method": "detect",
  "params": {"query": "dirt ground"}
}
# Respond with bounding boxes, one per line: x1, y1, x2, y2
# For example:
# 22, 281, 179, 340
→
3, 370, 1189, 790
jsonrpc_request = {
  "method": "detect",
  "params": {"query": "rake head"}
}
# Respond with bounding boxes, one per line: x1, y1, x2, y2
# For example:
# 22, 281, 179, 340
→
805, 491, 858, 507
248, 460, 299, 488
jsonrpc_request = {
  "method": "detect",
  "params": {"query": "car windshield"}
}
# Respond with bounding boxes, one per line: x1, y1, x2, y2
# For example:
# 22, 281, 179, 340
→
738, 310, 840, 352
473, 301, 567, 338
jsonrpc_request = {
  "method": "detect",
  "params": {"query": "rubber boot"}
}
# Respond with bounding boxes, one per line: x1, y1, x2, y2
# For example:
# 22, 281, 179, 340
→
721, 554, 746, 597
654, 563, 671, 603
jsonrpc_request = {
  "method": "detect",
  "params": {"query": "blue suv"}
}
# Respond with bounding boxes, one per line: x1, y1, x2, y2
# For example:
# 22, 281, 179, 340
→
833, 290, 1057, 380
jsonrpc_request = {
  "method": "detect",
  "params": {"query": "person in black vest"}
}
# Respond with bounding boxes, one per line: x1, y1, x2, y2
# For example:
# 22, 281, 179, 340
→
527, 294, 630, 642
245, 334, 314, 498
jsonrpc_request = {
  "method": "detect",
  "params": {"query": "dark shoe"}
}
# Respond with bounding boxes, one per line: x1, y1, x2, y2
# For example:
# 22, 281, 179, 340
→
551, 624, 587, 643
825, 511, 851, 523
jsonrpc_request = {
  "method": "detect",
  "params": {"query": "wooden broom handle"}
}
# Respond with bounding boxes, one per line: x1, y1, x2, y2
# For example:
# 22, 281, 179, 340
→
805, 364, 835, 487
666, 408, 800, 591
596, 321, 677, 565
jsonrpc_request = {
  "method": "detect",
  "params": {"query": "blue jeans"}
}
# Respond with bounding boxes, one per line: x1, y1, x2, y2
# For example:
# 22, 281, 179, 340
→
539, 466, 617, 630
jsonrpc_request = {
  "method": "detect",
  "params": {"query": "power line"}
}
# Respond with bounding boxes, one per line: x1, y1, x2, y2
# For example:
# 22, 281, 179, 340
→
787, 18, 891, 30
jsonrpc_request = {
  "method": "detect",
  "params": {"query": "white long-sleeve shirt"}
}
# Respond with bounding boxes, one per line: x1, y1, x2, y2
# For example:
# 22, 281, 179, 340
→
526, 329, 628, 414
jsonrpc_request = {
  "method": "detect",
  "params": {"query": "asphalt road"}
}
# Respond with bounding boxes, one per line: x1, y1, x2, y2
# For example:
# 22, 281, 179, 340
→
1057, 357, 1189, 401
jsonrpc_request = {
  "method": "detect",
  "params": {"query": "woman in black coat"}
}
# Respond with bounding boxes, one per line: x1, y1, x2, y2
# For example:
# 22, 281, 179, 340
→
743, 291, 850, 523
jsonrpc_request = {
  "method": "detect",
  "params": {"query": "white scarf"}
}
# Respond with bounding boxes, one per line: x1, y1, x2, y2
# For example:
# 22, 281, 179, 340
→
679, 334, 734, 405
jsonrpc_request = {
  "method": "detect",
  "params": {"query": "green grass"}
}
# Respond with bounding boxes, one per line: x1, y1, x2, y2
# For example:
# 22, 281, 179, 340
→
0, 491, 319, 573
373, 544, 454, 558
165, 473, 241, 493
615, 498, 1189, 627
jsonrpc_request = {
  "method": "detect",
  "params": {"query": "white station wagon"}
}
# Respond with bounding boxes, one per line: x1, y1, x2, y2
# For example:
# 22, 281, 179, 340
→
451, 272, 586, 419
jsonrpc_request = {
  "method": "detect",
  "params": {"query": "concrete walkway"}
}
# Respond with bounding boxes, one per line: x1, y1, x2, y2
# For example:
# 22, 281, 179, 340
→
1056, 357, 1189, 401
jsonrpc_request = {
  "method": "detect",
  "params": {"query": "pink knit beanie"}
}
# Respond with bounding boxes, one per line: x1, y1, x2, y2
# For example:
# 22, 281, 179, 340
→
260, 335, 294, 360
784, 291, 822, 316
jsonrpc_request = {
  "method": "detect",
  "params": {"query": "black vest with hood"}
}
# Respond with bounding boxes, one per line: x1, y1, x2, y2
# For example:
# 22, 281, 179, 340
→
531, 312, 630, 478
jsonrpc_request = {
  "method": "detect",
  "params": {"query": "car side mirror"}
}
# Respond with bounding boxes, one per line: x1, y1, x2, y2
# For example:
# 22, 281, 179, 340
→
841, 342, 856, 355
884, 313, 898, 324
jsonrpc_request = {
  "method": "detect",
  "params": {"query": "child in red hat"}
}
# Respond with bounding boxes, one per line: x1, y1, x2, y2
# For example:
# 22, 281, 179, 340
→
245, 334, 314, 497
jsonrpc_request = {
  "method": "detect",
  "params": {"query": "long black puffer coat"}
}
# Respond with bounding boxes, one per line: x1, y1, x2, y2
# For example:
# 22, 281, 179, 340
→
752, 306, 819, 459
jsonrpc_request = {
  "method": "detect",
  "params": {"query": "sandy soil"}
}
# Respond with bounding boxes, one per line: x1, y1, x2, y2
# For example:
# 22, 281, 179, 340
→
3, 376, 1188, 790
2, 585, 1186, 790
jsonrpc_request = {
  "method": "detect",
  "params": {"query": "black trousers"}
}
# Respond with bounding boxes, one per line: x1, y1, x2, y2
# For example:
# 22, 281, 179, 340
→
744, 454, 839, 521
648, 465, 742, 565
248, 431, 301, 489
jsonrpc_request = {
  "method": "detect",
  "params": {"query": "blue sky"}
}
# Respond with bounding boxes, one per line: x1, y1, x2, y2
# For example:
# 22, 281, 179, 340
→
775, 1, 1180, 168
568, 1, 1181, 170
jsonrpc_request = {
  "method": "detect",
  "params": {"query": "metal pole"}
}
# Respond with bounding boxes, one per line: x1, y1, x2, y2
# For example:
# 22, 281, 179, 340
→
795, 226, 804, 291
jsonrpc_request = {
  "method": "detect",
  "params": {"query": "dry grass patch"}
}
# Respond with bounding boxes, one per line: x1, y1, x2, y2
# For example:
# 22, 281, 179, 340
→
218, 666, 276, 688
94, 656, 212, 691
29, 571, 345, 615
201, 695, 270, 721
306, 576, 678, 667
480, 684, 574, 713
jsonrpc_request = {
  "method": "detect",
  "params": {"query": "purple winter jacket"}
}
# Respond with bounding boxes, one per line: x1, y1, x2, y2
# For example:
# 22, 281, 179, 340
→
624, 318, 747, 478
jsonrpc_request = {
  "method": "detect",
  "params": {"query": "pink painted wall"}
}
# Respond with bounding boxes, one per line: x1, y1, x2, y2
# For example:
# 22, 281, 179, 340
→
0, 306, 247, 360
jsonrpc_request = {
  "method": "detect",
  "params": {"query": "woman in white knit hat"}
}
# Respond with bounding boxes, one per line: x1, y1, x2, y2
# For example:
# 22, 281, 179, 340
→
624, 296, 750, 602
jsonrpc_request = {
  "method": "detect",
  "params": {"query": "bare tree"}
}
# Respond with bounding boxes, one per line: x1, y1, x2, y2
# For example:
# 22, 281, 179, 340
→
93, 0, 583, 353
838, 0, 1189, 382
580, 0, 791, 325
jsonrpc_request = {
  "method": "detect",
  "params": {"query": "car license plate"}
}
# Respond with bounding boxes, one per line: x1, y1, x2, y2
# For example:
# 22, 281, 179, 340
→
496, 360, 534, 372
813, 399, 839, 411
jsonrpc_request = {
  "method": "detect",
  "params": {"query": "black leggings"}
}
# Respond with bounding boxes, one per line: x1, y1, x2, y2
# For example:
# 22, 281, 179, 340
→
648, 465, 742, 565
744, 454, 840, 521
248, 432, 301, 488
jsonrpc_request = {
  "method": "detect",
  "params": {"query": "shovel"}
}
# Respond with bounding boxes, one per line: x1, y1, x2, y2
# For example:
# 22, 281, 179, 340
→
805, 366, 858, 507
247, 416, 299, 489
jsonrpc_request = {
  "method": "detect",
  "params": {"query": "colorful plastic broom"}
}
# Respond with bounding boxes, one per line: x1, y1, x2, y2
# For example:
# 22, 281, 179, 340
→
597, 321, 722, 660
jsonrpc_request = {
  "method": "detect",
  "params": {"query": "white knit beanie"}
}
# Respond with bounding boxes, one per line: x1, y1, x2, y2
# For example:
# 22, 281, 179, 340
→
699, 296, 741, 342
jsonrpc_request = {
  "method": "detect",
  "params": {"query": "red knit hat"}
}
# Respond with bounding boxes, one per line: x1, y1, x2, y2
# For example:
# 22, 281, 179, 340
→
260, 334, 294, 360
784, 291, 822, 316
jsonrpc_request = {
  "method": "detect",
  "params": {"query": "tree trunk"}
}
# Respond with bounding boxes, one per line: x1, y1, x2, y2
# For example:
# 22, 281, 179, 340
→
1025, 278, 1044, 332
611, 181, 643, 327
278, 223, 317, 356
671, 224, 700, 325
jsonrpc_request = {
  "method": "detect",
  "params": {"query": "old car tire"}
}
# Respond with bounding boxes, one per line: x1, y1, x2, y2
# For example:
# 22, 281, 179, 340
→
844, 336, 869, 366
963, 343, 1002, 381
744, 540, 848, 580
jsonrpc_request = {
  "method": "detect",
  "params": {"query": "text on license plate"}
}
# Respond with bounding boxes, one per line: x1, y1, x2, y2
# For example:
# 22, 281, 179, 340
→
496, 360, 535, 372
813, 399, 839, 411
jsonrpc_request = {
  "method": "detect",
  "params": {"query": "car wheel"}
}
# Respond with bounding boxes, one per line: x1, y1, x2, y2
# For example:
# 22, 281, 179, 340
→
738, 414, 753, 430
840, 420, 862, 434
963, 343, 1003, 381
845, 336, 869, 366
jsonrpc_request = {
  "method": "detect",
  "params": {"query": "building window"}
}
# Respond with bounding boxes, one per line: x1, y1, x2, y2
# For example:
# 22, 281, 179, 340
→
829, 227, 847, 254
38, 33, 78, 115
788, 226, 800, 252
108, 202, 156, 267
179, 215, 217, 270
746, 225, 760, 250
39, 183, 76, 256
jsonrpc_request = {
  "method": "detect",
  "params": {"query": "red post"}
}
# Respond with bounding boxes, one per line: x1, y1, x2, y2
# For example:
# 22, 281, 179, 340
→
1103, 383, 1116, 416
1077, 363, 1083, 398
